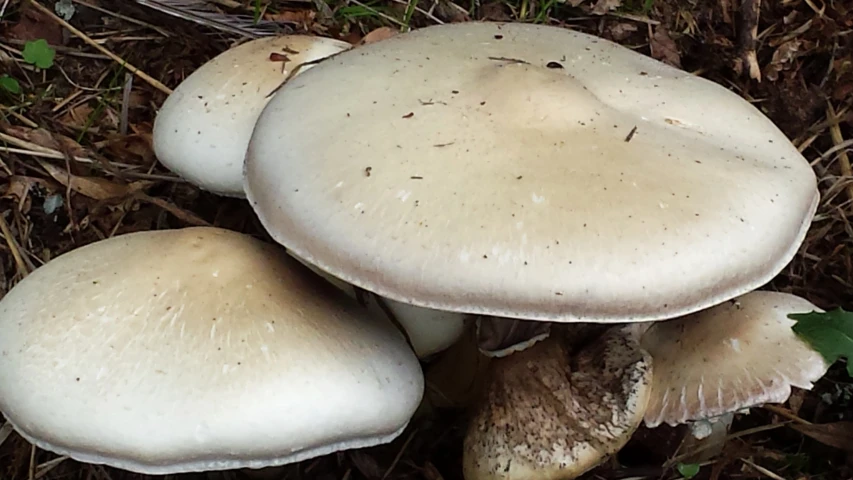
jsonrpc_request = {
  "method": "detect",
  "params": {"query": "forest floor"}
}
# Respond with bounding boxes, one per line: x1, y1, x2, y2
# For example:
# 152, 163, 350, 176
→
0, 0, 852, 479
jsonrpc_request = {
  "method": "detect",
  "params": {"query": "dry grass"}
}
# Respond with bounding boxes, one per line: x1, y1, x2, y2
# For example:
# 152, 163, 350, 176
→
0, 0, 852, 479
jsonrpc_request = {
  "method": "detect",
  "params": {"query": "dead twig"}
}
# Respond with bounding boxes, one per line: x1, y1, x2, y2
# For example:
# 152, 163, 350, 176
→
26, 0, 173, 95
738, 0, 762, 80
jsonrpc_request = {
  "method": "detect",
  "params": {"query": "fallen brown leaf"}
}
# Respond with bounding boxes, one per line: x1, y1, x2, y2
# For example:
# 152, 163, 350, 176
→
59, 104, 95, 130
607, 22, 638, 41
36, 160, 150, 201
134, 193, 211, 226
792, 422, 853, 452
765, 39, 802, 82
4, 127, 90, 159
591, 0, 621, 15
7, 2, 64, 44
360, 27, 398, 45
650, 26, 682, 68
264, 10, 316, 24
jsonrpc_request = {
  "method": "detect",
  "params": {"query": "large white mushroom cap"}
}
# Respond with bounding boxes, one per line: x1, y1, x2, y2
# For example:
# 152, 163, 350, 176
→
244, 22, 818, 323
153, 35, 351, 197
0, 227, 422, 474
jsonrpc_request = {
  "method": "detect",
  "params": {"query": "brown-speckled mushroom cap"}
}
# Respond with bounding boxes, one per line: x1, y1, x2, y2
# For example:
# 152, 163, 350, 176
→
153, 35, 351, 197
641, 290, 829, 427
463, 326, 652, 480
0, 227, 422, 474
244, 21, 818, 323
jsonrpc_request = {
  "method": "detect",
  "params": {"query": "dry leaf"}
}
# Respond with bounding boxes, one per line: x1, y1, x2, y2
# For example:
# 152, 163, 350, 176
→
264, 10, 316, 24
433, 0, 470, 23
3, 176, 53, 214
792, 422, 853, 452
765, 39, 802, 82
37, 160, 149, 201
591, 0, 621, 15
8, 2, 64, 44
135, 193, 210, 226
607, 22, 638, 41
650, 26, 681, 68
59, 104, 95, 130
4, 127, 90, 159
360, 27, 398, 45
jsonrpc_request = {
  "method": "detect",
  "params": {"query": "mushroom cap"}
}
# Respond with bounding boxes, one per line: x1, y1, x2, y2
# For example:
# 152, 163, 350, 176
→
153, 35, 351, 197
463, 326, 652, 480
244, 21, 818, 323
0, 227, 423, 474
641, 290, 829, 427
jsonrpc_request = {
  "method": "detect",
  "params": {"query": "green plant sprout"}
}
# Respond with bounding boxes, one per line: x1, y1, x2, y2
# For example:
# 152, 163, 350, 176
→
22, 39, 56, 69
0, 75, 21, 94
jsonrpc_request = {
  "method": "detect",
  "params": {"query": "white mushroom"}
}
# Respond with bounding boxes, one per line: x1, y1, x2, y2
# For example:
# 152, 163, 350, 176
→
240, 21, 821, 479
153, 35, 351, 197
0, 227, 422, 474
244, 22, 817, 323
641, 290, 829, 428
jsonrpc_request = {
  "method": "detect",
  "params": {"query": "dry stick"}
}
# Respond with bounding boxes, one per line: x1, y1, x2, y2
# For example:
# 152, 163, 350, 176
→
0, 212, 31, 278
763, 404, 812, 425
27, 0, 173, 95
739, 0, 762, 80
827, 102, 853, 212
740, 458, 786, 480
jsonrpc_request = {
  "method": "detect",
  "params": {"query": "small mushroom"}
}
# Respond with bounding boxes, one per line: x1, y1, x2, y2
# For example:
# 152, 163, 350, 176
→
463, 291, 830, 480
153, 35, 351, 197
0, 227, 422, 474
464, 326, 652, 480
641, 290, 829, 428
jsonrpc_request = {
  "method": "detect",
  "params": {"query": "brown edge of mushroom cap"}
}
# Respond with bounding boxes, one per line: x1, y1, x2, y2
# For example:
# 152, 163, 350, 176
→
641, 290, 829, 428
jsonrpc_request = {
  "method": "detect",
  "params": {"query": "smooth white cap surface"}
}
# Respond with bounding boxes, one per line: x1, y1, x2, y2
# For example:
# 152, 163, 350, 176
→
641, 290, 829, 427
0, 227, 423, 474
244, 22, 818, 323
153, 35, 351, 197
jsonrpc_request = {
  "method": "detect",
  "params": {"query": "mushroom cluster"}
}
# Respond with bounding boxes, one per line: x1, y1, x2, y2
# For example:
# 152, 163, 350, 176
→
0, 21, 832, 479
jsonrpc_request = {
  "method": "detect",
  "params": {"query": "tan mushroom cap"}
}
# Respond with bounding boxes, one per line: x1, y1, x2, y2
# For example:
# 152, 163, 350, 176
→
463, 326, 652, 480
0, 227, 422, 474
641, 290, 829, 428
244, 22, 818, 323
153, 35, 351, 197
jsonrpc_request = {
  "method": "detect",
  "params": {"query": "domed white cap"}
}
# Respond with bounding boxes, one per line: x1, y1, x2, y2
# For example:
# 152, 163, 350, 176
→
244, 22, 818, 324
153, 35, 351, 197
0, 227, 422, 474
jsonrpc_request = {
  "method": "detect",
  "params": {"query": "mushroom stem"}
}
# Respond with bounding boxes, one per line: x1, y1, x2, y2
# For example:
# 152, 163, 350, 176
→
463, 325, 652, 480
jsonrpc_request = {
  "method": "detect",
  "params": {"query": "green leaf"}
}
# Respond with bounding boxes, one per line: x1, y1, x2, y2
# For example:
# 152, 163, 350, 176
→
0, 75, 20, 94
677, 463, 700, 479
790, 308, 853, 376
22, 39, 56, 69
